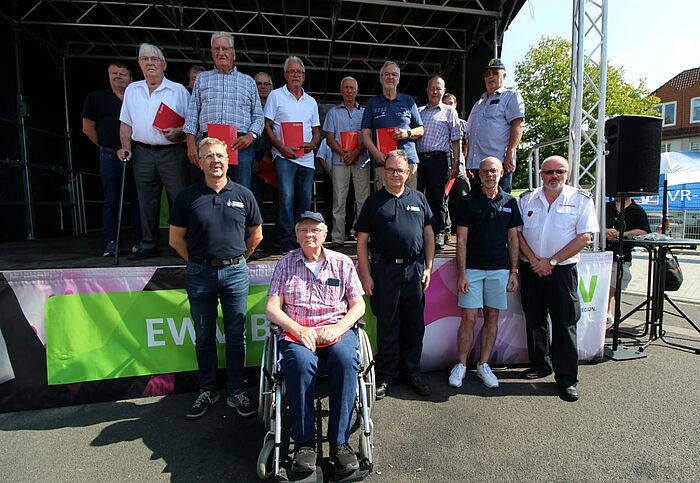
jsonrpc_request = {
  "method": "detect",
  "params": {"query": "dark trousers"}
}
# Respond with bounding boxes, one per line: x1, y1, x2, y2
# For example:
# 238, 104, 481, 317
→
520, 262, 580, 387
417, 152, 450, 235
468, 168, 512, 193
131, 143, 188, 251
369, 260, 426, 382
99, 148, 142, 244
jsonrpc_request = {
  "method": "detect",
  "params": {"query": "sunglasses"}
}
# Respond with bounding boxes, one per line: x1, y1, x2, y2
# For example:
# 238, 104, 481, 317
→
541, 169, 567, 175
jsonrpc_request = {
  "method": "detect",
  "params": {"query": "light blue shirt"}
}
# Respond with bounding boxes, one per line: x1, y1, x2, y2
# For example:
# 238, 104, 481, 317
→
322, 103, 369, 167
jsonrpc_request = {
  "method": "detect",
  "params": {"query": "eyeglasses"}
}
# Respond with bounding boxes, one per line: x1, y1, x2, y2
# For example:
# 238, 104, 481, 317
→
212, 46, 233, 52
138, 56, 163, 63
296, 227, 325, 235
286, 69, 305, 75
381, 72, 400, 78
202, 153, 227, 161
256, 81, 272, 86
541, 169, 568, 175
386, 168, 407, 175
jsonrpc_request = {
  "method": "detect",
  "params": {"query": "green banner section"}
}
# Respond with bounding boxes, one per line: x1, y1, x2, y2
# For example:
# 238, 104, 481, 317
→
45, 286, 375, 385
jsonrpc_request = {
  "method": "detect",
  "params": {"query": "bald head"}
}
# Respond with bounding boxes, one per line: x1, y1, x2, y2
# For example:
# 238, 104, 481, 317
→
540, 155, 570, 192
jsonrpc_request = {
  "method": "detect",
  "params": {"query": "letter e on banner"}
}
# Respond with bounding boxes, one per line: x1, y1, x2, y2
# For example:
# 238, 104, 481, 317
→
146, 318, 166, 347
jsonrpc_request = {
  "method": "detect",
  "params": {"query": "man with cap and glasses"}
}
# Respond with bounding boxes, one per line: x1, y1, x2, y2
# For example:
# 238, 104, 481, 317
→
266, 211, 365, 476
169, 137, 263, 420
464, 58, 525, 193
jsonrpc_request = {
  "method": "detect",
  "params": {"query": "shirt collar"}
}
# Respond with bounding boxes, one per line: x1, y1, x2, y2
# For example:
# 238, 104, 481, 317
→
283, 84, 307, 100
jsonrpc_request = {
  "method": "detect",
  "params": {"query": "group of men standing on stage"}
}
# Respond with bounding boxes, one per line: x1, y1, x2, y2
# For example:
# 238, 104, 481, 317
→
81, 32, 601, 474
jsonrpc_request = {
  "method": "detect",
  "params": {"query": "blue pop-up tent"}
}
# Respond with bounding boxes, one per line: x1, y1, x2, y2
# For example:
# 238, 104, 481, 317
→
634, 151, 700, 211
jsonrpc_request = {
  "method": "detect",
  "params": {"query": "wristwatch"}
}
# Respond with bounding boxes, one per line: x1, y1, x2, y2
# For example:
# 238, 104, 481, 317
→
404, 128, 411, 139
249, 132, 258, 140
549, 258, 558, 267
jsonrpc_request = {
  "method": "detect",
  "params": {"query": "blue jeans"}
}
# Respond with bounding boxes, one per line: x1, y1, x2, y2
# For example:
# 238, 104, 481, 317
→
228, 145, 255, 189
99, 148, 142, 243
281, 329, 359, 445
186, 258, 249, 396
274, 156, 314, 249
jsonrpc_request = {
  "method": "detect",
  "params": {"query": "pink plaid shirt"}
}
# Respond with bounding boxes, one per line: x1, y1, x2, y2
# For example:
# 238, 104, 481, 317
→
267, 248, 364, 329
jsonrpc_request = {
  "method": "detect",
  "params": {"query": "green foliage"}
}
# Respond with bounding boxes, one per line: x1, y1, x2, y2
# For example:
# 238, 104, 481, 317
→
512, 37, 660, 189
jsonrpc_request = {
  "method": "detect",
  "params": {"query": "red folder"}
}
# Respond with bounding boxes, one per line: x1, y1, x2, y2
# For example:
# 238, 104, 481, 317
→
153, 102, 185, 129
444, 173, 457, 197
340, 131, 359, 151
376, 127, 398, 155
254, 154, 278, 188
284, 325, 339, 347
207, 123, 238, 165
281, 121, 305, 157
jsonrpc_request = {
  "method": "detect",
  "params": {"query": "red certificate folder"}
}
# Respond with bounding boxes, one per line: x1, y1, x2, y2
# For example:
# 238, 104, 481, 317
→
207, 123, 238, 165
444, 172, 457, 197
284, 325, 339, 347
340, 131, 359, 151
152, 102, 185, 129
254, 154, 278, 188
281, 121, 305, 157
375, 127, 397, 155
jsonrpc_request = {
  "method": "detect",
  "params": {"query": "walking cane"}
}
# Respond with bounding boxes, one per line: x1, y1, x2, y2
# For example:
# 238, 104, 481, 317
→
113, 150, 130, 265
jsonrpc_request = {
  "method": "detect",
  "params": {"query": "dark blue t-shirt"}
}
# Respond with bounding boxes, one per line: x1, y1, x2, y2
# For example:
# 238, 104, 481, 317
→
169, 179, 262, 259
361, 92, 423, 164
81, 89, 123, 150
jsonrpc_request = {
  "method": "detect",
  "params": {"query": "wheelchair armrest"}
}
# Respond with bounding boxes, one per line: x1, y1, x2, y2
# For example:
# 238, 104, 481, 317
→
354, 319, 366, 330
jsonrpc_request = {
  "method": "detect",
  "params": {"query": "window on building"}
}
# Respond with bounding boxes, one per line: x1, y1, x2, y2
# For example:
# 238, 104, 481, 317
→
690, 142, 700, 152
661, 143, 671, 153
690, 97, 700, 123
654, 101, 677, 127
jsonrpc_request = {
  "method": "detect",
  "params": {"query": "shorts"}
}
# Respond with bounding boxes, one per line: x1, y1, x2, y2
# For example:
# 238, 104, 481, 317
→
610, 260, 632, 291
458, 269, 509, 310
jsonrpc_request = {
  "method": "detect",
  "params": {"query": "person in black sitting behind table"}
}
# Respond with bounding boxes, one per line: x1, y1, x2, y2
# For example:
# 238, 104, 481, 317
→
605, 196, 651, 327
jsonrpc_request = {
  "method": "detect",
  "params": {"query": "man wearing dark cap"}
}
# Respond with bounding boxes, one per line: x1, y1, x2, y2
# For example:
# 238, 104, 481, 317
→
169, 137, 263, 420
266, 211, 365, 476
464, 58, 525, 193
356, 149, 435, 400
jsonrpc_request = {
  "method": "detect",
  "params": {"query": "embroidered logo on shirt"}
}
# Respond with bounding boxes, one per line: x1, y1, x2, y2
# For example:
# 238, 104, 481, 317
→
527, 210, 533, 217
406, 206, 421, 212
499, 206, 512, 213
226, 200, 244, 208
560, 204, 577, 208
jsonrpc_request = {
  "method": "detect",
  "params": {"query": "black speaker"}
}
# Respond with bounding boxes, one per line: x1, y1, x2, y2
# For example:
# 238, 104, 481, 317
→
605, 115, 662, 196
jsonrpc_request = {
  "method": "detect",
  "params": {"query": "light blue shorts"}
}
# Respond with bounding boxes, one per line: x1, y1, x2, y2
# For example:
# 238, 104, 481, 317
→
458, 269, 509, 310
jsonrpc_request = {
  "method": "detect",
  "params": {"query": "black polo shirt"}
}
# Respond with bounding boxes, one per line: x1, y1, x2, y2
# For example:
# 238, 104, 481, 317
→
355, 187, 434, 259
605, 200, 651, 261
454, 188, 523, 270
169, 178, 262, 259
81, 89, 123, 149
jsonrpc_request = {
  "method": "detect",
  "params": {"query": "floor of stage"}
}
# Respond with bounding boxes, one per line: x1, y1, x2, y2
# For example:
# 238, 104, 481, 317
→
0, 229, 458, 270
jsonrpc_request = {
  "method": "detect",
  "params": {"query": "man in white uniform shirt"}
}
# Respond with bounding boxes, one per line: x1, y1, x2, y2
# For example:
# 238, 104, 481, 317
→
118, 43, 190, 260
517, 155, 598, 402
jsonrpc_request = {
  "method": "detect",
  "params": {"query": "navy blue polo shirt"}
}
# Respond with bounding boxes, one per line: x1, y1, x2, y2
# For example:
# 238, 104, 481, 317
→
169, 178, 262, 259
455, 188, 523, 270
361, 92, 423, 164
355, 187, 434, 259
81, 89, 123, 149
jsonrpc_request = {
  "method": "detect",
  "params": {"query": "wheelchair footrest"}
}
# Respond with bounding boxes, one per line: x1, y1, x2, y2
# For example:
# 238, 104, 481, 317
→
329, 467, 371, 482
280, 466, 324, 482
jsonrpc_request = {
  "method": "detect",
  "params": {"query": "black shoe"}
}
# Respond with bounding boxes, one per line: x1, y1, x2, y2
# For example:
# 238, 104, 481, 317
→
331, 443, 359, 475
408, 374, 431, 397
375, 380, 390, 400
559, 385, 579, 402
127, 248, 159, 261
522, 367, 553, 380
292, 443, 317, 473
435, 233, 445, 250
227, 389, 257, 417
185, 390, 220, 419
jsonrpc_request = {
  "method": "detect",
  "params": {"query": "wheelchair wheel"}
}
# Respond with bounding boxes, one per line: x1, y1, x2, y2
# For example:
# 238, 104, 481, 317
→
259, 334, 275, 430
256, 437, 275, 480
358, 418, 374, 466
358, 329, 375, 413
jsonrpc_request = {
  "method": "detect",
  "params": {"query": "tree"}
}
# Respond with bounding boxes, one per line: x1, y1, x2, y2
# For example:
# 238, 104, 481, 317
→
512, 37, 660, 189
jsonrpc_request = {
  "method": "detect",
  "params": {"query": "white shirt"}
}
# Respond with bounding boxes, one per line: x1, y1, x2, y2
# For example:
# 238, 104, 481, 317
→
518, 184, 599, 264
119, 77, 190, 145
264, 85, 320, 169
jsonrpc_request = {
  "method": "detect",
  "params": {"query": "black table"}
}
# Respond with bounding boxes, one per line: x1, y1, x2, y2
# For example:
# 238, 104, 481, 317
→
612, 237, 700, 354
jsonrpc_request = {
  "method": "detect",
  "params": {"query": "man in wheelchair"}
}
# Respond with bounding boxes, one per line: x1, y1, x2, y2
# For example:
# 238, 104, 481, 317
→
266, 211, 366, 476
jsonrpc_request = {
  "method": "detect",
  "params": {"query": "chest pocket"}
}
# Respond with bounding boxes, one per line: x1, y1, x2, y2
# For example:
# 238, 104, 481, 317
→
522, 207, 541, 228
555, 207, 578, 229
484, 101, 504, 119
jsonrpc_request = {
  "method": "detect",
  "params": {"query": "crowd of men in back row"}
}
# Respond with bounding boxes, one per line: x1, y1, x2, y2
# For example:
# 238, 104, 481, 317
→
82, 32, 619, 476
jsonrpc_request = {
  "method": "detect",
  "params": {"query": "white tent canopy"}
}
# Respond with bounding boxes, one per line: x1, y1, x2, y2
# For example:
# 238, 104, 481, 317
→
660, 151, 700, 186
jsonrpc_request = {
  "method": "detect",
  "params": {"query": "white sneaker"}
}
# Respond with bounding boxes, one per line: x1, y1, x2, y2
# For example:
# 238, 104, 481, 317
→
476, 362, 499, 388
606, 314, 614, 328
448, 363, 466, 387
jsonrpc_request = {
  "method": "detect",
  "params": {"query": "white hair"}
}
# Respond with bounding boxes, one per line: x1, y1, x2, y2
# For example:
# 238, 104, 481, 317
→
284, 56, 305, 72
138, 43, 164, 61
211, 32, 234, 48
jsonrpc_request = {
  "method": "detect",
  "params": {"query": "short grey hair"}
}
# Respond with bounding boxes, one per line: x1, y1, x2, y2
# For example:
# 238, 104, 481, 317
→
198, 137, 228, 157
284, 56, 305, 73
385, 149, 409, 165
211, 32, 234, 48
138, 43, 165, 61
340, 76, 358, 91
380, 61, 400, 76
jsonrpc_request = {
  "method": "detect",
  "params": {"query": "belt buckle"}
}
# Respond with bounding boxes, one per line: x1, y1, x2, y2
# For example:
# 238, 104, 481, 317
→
395, 258, 404, 264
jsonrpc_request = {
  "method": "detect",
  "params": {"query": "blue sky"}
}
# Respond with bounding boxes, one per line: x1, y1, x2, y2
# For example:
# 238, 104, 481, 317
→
501, 0, 699, 91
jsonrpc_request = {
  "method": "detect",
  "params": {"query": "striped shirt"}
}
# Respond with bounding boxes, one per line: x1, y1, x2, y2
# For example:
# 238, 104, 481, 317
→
416, 102, 461, 154
183, 67, 264, 136
267, 248, 364, 330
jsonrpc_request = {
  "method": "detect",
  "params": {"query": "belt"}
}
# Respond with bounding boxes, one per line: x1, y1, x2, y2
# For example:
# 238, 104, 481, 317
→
201, 131, 248, 139
418, 151, 448, 158
190, 255, 244, 267
99, 146, 118, 152
133, 141, 179, 150
371, 253, 419, 264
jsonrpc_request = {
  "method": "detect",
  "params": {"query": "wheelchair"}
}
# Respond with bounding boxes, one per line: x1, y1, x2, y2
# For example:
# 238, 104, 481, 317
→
256, 322, 376, 482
